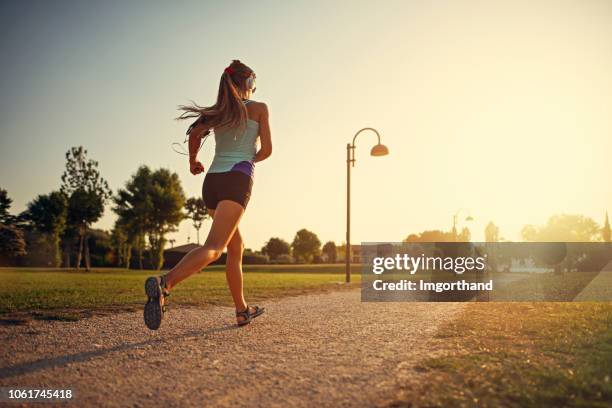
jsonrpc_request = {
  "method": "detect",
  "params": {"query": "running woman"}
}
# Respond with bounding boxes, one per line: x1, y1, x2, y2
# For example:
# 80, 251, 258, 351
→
144, 60, 272, 330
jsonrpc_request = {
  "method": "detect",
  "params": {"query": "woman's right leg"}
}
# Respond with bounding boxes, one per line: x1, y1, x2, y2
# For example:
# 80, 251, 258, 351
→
225, 228, 247, 312
164, 200, 244, 291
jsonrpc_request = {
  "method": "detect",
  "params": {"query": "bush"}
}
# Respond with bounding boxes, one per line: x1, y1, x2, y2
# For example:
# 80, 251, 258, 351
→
243, 252, 269, 264
0, 224, 26, 265
271, 254, 294, 264
19, 230, 54, 267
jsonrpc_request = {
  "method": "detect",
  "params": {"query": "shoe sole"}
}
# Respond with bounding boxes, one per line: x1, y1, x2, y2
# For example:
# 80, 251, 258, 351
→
144, 277, 162, 330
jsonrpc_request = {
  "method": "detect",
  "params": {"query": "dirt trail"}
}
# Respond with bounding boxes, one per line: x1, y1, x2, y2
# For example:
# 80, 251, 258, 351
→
0, 290, 464, 407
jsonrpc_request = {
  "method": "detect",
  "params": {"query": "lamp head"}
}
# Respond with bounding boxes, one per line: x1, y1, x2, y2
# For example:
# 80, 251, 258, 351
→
370, 144, 389, 157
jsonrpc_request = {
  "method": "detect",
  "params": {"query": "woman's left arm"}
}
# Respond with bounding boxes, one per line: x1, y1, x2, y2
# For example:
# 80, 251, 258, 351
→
254, 103, 272, 163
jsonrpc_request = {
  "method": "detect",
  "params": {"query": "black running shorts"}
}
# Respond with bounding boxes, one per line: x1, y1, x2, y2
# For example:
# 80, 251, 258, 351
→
202, 171, 253, 210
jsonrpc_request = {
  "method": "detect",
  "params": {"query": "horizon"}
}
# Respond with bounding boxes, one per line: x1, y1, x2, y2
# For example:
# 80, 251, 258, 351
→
1, 0, 611, 250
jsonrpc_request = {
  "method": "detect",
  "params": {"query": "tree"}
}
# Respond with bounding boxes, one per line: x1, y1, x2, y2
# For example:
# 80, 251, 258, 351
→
112, 215, 141, 269
61, 147, 112, 270
114, 166, 153, 269
262, 237, 291, 260
291, 229, 321, 263
404, 230, 455, 242
185, 197, 208, 244
88, 228, 113, 266
0, 188, 14, 225
322, 241, 337, 263
338, 243, 347, 262
457, 227, 471, 242
484, 222, 500, 242
147, 168, 185, 270
0, 224, 26, 261
114, 166, 185, 270
111, 221, 128, 268
60, 218, 78, 268
23, 191, 67, 267
0, 189, 25, 263
603, 211, 611, 243
67, 188, 107, 270
521, 214, 600, 242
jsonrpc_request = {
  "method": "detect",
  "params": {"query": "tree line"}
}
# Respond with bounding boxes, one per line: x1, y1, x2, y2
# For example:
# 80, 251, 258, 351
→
260, 229, 339, 264
404, 213, 611, 243
0, 146, 202, 270
2, 145, 609, 268
1, 147, 112, 269
0, 146, 341, 269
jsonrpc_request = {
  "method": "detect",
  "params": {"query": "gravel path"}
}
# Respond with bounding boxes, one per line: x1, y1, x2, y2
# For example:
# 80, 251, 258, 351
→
0, 290, 464, 407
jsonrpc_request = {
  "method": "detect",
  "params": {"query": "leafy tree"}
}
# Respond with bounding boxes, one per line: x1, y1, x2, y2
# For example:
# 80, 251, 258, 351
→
404, 230, 455, 242
322, 241, 337, 263
111, 221, 128, 268
603, 211, 611, 243
0, 224, 26, 260
185, 197, 208, 244
484, 222, 500, 242
61, 147, 112, 270
88, 228, 113, 266
458, 227, 471, 242
275, 254, 293, 264
113, 166, 153, 269
67, 188, 107, 270
59, 219, 77, 267
23, 191, 67, 267
0, 189, 26, 263
243, 248, 269, 264
0, 188, 14, 225
147, 168, 185, 270
114, 166, 185, 270
111, 215, 141, 269
337, 243, 347, 262
291, 229, 321, 263
522, 214, 600, 242
262, 237, 291, 260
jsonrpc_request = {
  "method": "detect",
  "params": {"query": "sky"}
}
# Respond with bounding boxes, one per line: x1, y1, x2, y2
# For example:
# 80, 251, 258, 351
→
1, 0, 611, 250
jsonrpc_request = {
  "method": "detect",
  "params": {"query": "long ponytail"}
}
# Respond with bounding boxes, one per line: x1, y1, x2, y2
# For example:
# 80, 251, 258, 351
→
177, 60, 254, 130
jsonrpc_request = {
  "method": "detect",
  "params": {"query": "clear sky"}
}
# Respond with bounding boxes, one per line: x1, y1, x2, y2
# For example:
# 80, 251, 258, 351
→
1, 0, 611, 250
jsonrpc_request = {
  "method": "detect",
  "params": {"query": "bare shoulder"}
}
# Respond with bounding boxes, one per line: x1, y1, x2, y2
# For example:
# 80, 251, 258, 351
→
249, 100, 269, 115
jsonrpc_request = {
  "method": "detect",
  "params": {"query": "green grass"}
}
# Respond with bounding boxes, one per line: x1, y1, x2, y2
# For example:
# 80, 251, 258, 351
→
394, 302, 612, 408
0, 265, 359, 319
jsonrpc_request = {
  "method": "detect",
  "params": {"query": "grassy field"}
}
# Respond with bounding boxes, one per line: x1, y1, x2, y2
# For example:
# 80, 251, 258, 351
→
0, 265, 359, 321
3, 267, 610, 406
393, 302, 612, 408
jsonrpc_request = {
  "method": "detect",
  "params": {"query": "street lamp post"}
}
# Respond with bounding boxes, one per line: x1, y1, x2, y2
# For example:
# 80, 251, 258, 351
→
345, 127, 389, 283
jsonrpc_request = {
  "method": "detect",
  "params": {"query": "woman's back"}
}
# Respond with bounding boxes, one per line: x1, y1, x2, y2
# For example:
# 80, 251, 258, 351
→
208, 100, 260, 177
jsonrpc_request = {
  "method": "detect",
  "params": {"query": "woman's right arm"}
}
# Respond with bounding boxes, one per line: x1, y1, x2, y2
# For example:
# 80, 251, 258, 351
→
188, 122, 209, 175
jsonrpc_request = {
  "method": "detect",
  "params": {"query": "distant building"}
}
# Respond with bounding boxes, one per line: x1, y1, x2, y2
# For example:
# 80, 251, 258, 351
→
338, 245, 365, 263
162, 243, 269, 269
163, 243, 201, 269
339, 243, 395, 263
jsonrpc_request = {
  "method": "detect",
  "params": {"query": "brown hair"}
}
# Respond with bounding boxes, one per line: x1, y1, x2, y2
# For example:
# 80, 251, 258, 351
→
177, 60, 254, 130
